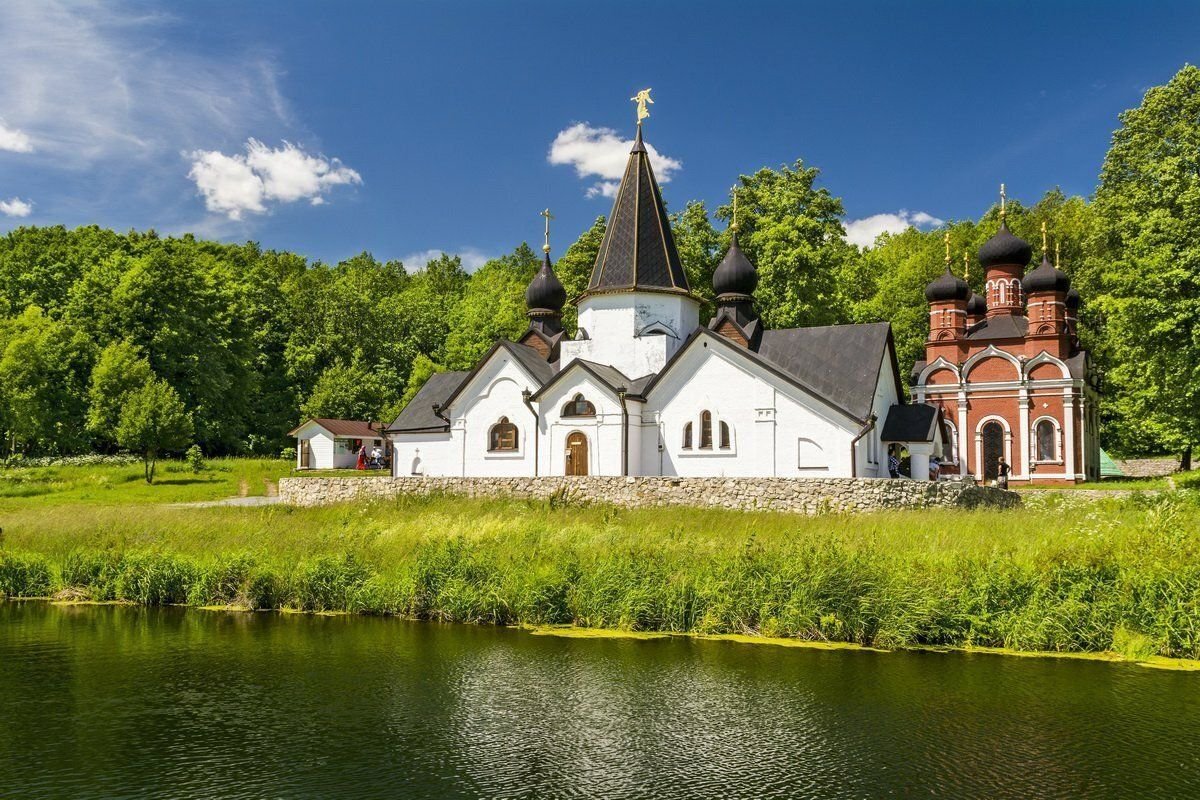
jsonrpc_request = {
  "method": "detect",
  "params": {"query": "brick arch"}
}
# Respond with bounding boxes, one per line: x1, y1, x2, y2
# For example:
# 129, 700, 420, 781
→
966, 355, 1019, 383
926, 368, 958, 385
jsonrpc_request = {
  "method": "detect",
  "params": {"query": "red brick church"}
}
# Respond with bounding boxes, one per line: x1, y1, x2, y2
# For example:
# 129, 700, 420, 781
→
911, 196, 1100, 485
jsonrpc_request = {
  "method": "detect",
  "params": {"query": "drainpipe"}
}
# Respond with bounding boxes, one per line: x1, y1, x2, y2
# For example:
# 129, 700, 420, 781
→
850, 414, 877, 478
617, 387, 629, 477
522, 389, 539, 477
432, 403, 450, 425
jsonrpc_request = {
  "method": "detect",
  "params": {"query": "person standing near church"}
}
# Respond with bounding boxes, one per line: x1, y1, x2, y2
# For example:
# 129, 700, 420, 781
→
996, 457, 1010, 489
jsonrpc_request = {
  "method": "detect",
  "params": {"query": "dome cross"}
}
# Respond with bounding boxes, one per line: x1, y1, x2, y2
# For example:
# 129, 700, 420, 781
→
540, 208, 553, 254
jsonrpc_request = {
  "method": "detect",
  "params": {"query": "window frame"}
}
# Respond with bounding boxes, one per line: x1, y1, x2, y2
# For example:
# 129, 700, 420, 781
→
1032, 416, 1061, 464
488, 416, 520, 453
561, 393, 596, 418
700, 410, 713, 450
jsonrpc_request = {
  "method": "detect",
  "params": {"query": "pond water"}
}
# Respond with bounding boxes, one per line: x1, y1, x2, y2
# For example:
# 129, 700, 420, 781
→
1, 602, 1197, 799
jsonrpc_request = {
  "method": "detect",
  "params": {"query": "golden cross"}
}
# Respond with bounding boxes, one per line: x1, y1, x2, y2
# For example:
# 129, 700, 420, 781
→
631, 88, 653, 125
540, 208, 553, 254
944, 231, 951, 265
1056, 240, 1061, 268
1041, 221, 1048, 254
731, 186, 739, 232
1000, 183, 1007, 219
963, 250, 970, 280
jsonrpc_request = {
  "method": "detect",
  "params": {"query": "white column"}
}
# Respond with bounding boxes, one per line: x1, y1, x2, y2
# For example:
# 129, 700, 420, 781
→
1078, 396, 1088, 481
957, 390, 969, 477
1063, 391, 1077, 482
909, 443, 933, 482
1017, 386, 1030, 479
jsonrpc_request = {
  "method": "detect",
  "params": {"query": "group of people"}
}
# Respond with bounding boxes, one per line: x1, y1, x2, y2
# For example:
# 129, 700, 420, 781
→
886, 445, 1011, 488
355, 443, 388, 471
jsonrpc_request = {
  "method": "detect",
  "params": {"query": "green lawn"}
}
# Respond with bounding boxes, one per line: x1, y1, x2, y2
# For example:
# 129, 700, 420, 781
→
0, 458, 293, 511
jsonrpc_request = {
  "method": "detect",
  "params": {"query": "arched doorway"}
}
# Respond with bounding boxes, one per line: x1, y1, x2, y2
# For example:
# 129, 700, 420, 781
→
981, 421, 1004, 481
565, 432, 589, 476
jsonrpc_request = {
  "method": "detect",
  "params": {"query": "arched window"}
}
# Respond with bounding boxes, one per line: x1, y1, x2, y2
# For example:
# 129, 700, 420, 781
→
682, 422, 693, 450
941, 420, 958, 463
1035, 418, 1058, 462
488, 417, 518, 451
561, 393, 596, 417
719, 421, 731, 449
700, 410, 713, 449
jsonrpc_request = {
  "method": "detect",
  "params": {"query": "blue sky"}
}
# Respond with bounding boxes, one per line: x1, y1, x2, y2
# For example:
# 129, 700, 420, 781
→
1, 1, 1198, 268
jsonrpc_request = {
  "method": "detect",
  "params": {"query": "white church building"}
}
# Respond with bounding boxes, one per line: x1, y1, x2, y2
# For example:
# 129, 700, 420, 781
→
388, 122, 942, 480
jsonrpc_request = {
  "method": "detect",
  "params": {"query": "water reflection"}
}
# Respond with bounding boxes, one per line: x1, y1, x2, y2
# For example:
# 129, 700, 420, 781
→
0, 603, 1196, 799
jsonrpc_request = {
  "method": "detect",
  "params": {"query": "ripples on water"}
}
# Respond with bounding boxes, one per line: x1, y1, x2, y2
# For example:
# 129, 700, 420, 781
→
0, 603, 1197, 799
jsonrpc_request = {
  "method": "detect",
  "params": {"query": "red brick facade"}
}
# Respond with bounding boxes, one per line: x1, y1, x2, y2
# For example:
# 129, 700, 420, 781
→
912, 225, 1099, 485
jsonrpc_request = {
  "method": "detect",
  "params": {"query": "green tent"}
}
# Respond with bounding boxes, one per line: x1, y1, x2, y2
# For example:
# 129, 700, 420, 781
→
1099, 449, 1125, 479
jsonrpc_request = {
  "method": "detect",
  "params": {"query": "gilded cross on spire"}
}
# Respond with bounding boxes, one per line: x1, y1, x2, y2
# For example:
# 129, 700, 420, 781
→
1041, 221, 1048, 255
631, 88, 653, 126
944, 231, 951, 265
999, 183, 1007, 219
963, 250, 971, 280
730, 186, 739, 232
540, 208, 553, 254
1056, 240, 1061, 268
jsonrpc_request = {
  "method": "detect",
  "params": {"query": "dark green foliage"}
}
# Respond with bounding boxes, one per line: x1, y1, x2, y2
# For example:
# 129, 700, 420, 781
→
0, 552, 52, 597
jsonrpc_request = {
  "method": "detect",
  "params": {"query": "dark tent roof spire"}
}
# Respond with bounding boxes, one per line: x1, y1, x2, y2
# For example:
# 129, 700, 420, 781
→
582, 90, 693, 299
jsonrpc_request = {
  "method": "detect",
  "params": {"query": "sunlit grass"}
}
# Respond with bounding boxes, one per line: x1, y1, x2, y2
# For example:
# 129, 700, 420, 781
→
3, 487, 1199, 660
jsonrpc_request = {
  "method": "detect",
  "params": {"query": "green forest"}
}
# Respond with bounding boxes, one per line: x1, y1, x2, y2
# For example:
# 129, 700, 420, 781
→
1, 66, 1198, 463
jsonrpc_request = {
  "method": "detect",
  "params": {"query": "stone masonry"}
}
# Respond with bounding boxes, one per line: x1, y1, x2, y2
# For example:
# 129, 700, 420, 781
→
278, 476, 1020, 514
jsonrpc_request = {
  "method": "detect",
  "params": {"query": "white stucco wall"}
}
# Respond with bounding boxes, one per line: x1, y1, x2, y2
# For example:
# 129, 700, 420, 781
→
560, 292, 700, 378
642, 337, 863, 478
538, 371, 633, 476
391, 431, 455, 477
294, 425, 356, 470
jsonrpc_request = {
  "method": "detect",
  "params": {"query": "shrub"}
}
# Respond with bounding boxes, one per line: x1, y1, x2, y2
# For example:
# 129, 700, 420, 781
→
0, 552, 53, 597
185, 445, 206, 474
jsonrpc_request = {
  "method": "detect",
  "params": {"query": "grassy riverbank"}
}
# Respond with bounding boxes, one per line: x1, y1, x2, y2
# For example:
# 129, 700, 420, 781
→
2, 463, 1199, 662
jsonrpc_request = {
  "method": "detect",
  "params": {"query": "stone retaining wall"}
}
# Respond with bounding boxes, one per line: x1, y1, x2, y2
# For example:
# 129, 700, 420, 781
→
278, 476, 1019, 514
1116, 457, 1189, 478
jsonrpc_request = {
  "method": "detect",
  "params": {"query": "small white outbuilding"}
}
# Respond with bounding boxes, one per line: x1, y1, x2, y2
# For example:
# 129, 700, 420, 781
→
288, 418, 386, 470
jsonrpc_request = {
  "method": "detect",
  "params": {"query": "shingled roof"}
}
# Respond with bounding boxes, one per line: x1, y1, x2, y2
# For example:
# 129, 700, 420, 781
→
584, 126, 692, 298
386, 371, 469, 433
644, 322, 898, 424
288, 418, 384, 438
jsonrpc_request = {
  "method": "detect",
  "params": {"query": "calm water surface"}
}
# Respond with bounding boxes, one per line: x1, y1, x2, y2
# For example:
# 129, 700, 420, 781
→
1, 602, 1197, 799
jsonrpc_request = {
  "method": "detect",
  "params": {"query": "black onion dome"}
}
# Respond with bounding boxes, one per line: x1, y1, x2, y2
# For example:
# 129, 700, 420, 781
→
924, 266, 970, 302
1022, 253, 1072, 294
966, 292, 987, 316
978, 221, 1033, 268
712, 233, 759, 297
526, 253, 566, 312
1065, 286, 1081, 310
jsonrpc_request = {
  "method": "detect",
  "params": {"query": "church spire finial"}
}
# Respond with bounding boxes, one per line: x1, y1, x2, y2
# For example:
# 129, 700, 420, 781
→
631, 88, 653, 127
731, 186, 739, 233
999, 183, 1007, 220
963, 250, 970, 280
1041, 220, 1049, 257
1056, 240, 1061, 269
540, 208, 553, 255
944, 231, 951, 267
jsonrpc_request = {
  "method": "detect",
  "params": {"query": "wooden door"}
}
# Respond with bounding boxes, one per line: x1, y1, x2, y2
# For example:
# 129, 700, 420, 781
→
565, 432, 589, 476
982, 422, 1004, 480
300, 439, 311, 469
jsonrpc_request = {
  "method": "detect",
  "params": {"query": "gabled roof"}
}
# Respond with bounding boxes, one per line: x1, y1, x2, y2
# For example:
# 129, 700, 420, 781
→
880, 403, 941, 442
529, 358, 647, 402
755, 322, 899, 421
643, 322, 898, 424
583, 126, 692, 298
433, 339, 558, 417
288, 418, 382, 438
386, 371, 469, 433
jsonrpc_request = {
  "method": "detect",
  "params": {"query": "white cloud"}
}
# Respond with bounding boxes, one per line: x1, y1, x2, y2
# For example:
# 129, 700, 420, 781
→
0, 197, 33, 217
549, 122, 681, 198
187, 139, 361, 220
0, 121, 33, 153
401, 248, 492, 273
844, 210, 945, 249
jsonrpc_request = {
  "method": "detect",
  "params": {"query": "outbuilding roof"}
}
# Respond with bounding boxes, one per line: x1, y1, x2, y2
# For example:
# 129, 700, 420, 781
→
879, 403, 941, 442
288, 418, 383, 438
